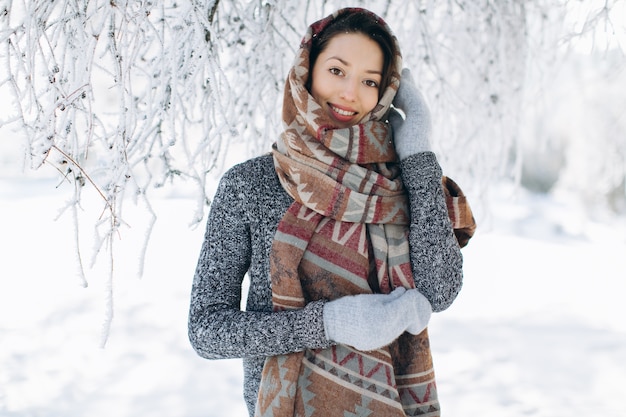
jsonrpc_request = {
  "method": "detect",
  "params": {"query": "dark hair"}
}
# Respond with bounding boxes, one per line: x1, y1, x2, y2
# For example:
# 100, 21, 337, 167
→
306, 11, 396, 100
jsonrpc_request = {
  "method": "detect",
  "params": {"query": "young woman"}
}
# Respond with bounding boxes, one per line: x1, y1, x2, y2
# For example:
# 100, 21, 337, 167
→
189, 8, 471, 417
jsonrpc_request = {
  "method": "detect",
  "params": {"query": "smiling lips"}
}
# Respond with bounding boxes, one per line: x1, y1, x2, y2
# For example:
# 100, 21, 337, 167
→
329, 104, 357, 123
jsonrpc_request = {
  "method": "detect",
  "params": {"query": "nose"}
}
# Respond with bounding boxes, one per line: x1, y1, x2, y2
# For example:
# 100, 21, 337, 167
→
340, 78, 358, 102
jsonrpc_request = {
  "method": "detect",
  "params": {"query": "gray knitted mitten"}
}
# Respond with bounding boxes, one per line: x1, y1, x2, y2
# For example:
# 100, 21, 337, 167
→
388, 68, 432, 160
323, 286, 432, 351
402, 288, 432, 335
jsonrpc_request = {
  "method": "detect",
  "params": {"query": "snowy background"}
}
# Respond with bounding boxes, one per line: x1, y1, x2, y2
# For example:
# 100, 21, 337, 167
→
1, 149, 626, 417
2, 1, 626, 416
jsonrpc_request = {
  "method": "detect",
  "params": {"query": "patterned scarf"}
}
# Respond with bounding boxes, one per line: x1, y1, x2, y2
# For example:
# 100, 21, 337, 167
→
255, 8, 473, 417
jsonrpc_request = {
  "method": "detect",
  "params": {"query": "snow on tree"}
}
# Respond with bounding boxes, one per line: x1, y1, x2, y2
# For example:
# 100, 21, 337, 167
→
1, 0, 624, 344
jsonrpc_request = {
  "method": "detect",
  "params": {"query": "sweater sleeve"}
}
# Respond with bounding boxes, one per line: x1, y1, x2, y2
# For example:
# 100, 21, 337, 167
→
188, 163, 332, 360
400, 152, 464, 312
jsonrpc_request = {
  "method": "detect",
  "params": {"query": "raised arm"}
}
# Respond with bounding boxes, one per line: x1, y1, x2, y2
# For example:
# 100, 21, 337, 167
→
401, 152, 463, 312
389, 68, 463, 312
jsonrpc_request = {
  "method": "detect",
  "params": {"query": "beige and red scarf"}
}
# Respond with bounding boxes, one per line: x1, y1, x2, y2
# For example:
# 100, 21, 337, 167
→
255, 8, 474, 417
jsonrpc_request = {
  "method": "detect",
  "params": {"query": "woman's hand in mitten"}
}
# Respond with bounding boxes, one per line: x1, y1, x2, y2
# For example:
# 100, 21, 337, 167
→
398, 288, 433, 335
388, 68, 432, 160
323, 287, 410, 351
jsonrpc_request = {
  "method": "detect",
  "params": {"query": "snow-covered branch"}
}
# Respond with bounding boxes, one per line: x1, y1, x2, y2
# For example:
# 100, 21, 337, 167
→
1, 0, 624, 342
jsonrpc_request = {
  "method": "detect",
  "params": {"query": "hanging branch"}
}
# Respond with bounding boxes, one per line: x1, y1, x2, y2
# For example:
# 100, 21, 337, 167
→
1, 0, 624, 344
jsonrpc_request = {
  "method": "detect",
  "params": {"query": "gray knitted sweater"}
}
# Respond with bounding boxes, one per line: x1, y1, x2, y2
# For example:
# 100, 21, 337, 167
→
188, 151, 463, 416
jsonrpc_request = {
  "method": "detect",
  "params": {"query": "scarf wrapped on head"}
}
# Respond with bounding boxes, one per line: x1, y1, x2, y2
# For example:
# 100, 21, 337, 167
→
256, 8, 450, 417
272, 7, 413, 297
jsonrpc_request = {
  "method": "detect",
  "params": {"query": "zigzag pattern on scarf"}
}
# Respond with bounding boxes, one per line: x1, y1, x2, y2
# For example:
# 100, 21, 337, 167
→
256, 339, 441, 417
254, 8, 456, 417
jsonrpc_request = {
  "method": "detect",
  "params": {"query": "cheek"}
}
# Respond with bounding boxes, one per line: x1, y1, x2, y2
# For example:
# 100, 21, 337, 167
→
310, 83, 323, 105
362, 89, 379, 113
310, 65, 329, 103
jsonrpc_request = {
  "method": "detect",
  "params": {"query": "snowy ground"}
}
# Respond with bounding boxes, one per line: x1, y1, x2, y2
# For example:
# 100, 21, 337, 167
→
1, 161, 625, 417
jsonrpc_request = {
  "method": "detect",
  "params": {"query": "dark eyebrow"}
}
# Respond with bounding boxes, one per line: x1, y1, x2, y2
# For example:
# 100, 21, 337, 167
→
325, 56, 382, 76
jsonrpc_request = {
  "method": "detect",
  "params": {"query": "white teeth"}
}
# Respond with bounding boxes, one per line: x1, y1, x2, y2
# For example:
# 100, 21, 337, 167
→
331, 106, 356, 116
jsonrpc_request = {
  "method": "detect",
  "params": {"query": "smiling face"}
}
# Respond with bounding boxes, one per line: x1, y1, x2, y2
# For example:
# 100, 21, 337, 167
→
310, 33, 383, 128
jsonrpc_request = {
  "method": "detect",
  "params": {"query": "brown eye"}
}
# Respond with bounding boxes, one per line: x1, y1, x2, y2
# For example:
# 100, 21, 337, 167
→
329, 67, 343, 76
